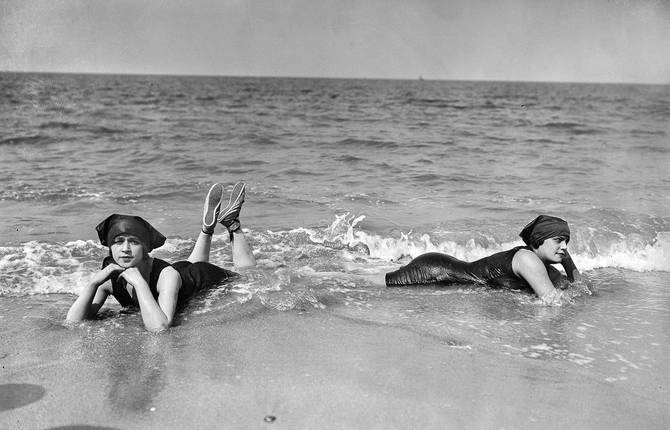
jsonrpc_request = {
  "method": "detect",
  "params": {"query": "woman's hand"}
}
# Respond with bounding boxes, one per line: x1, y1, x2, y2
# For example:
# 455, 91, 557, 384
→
119, 267, 145, 288
121, 266, 181, 332
90, 263, 124, 286
560, 250, 581, 282
66, 264, 120, 322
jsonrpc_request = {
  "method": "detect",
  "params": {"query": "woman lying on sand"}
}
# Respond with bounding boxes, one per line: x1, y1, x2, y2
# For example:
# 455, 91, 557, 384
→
385, 215, 581, 302
66, 182, 256, 332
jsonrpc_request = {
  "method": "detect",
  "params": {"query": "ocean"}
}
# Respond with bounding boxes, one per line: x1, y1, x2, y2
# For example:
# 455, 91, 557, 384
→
1, 72, 669, 429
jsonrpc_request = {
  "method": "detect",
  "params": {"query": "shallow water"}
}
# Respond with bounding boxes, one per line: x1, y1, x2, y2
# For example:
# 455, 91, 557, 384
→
1, 73, 669, 427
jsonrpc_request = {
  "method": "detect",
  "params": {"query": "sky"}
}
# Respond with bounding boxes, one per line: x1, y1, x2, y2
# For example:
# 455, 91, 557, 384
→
1, 0, 669, 83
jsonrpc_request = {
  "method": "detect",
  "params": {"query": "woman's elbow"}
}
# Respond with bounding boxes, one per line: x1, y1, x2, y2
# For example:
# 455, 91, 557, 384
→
145, 320, 172, 333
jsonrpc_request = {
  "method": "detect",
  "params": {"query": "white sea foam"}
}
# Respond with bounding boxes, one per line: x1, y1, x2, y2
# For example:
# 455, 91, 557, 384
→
575, 231, 670, 272
357, 219, 668, 273
0, 213, 668, 298
314, 214, 670, 272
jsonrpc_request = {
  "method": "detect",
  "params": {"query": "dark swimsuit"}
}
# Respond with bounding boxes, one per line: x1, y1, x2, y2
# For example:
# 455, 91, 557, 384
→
102, 256, 236, 307
385, 246, 532, 291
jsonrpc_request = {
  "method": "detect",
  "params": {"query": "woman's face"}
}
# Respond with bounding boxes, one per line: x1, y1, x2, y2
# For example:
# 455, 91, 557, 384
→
534, 236, 568, 264
110, 234, 146, 268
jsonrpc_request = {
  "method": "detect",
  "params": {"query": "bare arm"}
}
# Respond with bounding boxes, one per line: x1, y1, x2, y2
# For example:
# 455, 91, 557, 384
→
561, 250, 581, 282
66, 264, 121, 321
120, 266, 181, 332
512, 249, 559, 300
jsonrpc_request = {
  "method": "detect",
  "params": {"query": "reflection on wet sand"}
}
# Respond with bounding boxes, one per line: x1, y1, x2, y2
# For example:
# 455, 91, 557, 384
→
0, 383, 45, 411
104, 335, 170, 413
75, 319, 173, 414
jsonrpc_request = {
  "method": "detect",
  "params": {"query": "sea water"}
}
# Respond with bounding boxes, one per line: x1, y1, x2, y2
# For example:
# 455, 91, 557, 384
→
1, 73, 669, 410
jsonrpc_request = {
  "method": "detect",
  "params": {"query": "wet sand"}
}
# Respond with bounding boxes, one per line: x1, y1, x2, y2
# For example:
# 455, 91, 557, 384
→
1, 296, 667, 430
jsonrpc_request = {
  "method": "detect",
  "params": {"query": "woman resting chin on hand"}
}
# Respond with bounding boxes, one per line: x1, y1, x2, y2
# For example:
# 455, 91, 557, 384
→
385, 215, 581, 303
66, 182, 256, 332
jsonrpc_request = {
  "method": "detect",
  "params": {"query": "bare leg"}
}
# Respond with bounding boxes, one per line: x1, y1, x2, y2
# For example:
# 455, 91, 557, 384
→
231, 228, 256, 268
187, 183, 222, 263
186, 181, 257, 267
187, 231, 213, 263
218, 182, 256, 269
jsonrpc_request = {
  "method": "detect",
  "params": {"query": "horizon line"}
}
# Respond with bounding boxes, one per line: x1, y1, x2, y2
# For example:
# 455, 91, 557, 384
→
1, 69, 667, 87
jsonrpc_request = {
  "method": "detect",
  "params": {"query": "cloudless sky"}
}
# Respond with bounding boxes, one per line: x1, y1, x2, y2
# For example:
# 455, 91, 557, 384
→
1, 0, 669, 83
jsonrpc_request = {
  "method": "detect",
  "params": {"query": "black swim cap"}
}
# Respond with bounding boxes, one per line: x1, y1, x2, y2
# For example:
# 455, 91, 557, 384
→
95, 214, 166, 252
519, 215, 570, 247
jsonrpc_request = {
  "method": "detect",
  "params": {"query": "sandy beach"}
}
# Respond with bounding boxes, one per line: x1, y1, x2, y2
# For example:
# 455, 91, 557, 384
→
1, 295, 666, 430
2, 2, 669, 425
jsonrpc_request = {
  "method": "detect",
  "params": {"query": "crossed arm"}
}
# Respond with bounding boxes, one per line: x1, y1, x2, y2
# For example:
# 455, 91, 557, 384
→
66, 264, 182, 332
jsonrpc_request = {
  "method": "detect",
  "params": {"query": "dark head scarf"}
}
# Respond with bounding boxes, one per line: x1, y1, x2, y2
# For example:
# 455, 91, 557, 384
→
519, 215, 570, 247
95, 214, 166, 252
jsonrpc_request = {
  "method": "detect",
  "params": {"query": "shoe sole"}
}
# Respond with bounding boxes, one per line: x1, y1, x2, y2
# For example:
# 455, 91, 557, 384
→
203, 183, 224, 230
218, 182, 245, 225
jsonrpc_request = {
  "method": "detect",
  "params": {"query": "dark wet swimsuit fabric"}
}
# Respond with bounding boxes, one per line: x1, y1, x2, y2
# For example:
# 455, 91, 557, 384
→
102, 256, 236, 307
385, 246, 532, 291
